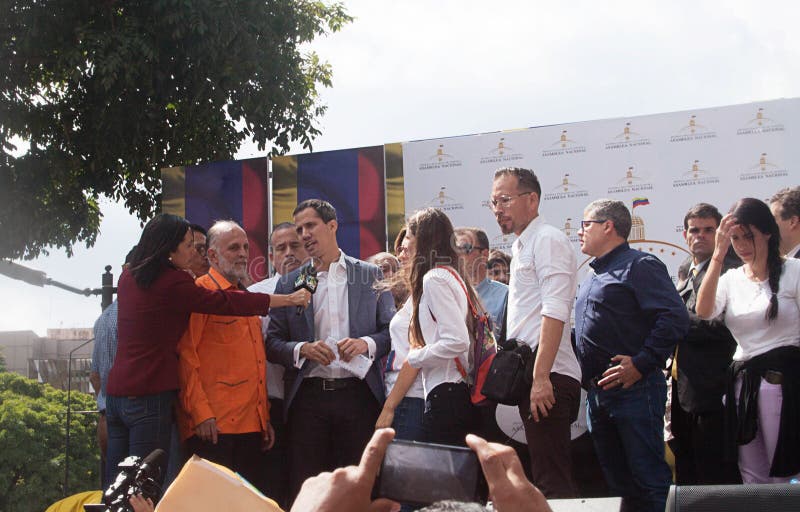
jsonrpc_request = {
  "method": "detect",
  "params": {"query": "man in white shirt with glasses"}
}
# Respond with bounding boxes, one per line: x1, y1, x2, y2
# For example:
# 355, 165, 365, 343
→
489, 167, 582, 498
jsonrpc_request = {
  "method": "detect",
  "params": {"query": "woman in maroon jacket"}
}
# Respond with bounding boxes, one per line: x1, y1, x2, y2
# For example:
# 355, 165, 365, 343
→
105, 213, 309, 488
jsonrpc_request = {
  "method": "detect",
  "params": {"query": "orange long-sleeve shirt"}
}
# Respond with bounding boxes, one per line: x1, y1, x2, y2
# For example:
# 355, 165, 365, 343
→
177, 268, 269, 441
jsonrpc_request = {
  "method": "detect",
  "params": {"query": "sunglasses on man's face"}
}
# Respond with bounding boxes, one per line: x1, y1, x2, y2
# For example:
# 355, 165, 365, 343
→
456, 243, 486, 255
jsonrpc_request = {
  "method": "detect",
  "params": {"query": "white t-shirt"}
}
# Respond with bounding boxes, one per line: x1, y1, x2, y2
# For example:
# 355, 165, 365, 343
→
711, 258, 800, 361
384, 298, 424, 399
406, 267, 470, 398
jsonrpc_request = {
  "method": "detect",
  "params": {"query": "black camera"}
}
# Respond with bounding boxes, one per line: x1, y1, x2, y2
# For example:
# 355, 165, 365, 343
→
86, 448, 165, 512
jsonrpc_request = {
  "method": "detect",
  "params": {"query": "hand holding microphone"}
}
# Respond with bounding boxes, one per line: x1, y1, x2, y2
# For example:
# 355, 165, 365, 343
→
293, 263, 318, 315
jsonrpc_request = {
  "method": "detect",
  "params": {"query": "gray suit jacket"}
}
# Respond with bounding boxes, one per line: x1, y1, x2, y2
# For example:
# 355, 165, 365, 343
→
266, 255, 395, 414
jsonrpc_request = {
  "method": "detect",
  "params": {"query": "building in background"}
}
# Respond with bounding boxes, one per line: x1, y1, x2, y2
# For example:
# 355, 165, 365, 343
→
0, 328, 94, 394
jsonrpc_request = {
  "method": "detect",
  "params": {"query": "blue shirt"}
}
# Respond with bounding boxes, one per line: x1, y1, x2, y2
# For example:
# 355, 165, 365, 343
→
475, 277, 508, 340
574, 243, 689, 386
91, 301, 119, 411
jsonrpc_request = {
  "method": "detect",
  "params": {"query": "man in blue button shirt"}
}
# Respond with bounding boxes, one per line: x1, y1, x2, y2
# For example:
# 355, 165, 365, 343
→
454, 227, 508, 341
574, 199, 689, 512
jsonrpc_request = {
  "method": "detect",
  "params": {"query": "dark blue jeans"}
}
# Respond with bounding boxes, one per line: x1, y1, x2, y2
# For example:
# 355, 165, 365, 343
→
587, 371, 672, 512
392, 396, 425, 442
391, 396, 426, 512
105, 391, 176, 490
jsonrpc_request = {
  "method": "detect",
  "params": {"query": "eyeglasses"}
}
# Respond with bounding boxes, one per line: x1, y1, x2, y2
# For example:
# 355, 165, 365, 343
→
579, 219, 607, 230
194, 244, 208, 256
488, 192, 532, 210
456, 243, 486, 255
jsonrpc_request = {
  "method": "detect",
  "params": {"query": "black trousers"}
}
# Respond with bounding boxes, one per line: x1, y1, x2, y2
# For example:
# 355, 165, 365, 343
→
186, 431, 266, 493
518, 372, 581, 498
287, 378, 380, 505
669, 381, 741, 485
421, 382, 480, 447
261, 397, 288, 508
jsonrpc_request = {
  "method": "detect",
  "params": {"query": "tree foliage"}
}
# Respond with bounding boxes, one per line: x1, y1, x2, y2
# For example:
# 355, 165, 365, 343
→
0, 371, 99, 512
0, 0, 352, 259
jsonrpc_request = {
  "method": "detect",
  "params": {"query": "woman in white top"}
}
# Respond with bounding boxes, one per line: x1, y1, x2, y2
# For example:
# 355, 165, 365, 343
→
377, 208, 480, 446
376, 228, 426, 443
696, 197, 800, 483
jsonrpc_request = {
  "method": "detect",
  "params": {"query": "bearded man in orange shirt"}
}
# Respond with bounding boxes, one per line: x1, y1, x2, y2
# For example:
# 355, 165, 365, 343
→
177, 220, 273, 492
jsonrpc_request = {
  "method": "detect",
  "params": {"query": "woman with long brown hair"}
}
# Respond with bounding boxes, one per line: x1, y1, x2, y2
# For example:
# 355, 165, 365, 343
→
696, 198, 800, 483
377, 208, 481, 446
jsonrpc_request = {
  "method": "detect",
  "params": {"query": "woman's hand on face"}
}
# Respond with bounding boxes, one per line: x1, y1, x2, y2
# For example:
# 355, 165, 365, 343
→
714, 213, 736, 260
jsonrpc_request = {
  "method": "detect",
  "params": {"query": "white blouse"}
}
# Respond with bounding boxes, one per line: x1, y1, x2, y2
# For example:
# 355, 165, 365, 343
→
406, 267, 470, 398
711, 258, 800, 361
384, 298, 424, 399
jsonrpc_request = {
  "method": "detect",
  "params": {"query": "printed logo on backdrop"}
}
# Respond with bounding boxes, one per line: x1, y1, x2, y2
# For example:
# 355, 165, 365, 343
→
669, 114, 717, 142
490, 233, 516, 252
739, 153, 789, 181
542, 130, 587, 157
607, 166, 654, 194
426, 186, 465, 211
737, 107, 784, 135
419, 144, 463, 170
543, 173, 590, 201
561, 218, 580, 243
673, 159, 720, 188
479, 137, 525, 165
605, 122, 652, 150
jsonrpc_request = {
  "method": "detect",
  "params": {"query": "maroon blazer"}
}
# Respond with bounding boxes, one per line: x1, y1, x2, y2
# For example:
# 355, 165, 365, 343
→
107, 267, 270, 396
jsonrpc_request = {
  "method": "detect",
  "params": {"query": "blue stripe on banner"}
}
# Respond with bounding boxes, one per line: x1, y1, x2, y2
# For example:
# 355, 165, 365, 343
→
296, 149, 360, 257
185, 160, 244, 230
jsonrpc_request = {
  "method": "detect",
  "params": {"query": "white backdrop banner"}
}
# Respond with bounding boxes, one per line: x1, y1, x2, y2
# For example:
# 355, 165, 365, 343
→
403, 98, 799, 284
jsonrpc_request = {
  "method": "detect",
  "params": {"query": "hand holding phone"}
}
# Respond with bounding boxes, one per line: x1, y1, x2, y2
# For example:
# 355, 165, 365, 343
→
291, 428, 400, 512
373, 440, 488, 507
465, 435, 552, 512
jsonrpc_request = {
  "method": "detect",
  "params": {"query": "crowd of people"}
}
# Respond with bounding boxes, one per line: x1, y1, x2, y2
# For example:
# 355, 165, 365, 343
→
89, 174, 800, 512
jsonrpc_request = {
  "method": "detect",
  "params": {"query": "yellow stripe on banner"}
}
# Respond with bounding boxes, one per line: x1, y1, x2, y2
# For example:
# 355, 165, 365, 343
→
161, 166, 186, 217
271, 155, 298, 227
384, 142, 405, 249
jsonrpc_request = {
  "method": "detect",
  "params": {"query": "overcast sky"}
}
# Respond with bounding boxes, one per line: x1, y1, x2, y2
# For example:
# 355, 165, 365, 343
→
2, 0, 799, 336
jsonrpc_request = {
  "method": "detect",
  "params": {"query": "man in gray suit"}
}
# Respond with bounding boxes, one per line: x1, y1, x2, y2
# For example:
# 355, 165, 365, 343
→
266, 199, 395, 503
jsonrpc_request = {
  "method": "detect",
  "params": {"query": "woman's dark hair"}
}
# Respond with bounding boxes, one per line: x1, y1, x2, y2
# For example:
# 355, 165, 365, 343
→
729, 197, 783, 321
406, 208, 481, 348
129, 213, 191, 288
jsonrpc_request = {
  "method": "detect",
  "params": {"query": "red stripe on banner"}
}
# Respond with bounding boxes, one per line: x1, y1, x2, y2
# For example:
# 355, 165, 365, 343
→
241, 158, 271, 281
357, 148, 385, 259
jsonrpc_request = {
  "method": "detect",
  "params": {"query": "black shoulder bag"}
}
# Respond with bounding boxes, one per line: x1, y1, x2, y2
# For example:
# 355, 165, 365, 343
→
481, 338, 535, 406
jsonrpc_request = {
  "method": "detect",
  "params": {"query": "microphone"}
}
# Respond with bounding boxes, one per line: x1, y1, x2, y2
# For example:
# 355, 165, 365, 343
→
293, 263, 318, 315
137, 448, 166, 483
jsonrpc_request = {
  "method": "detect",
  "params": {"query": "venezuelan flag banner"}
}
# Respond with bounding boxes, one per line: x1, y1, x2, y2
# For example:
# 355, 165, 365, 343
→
161, 157, 271, 280
272, 146, 387, 260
